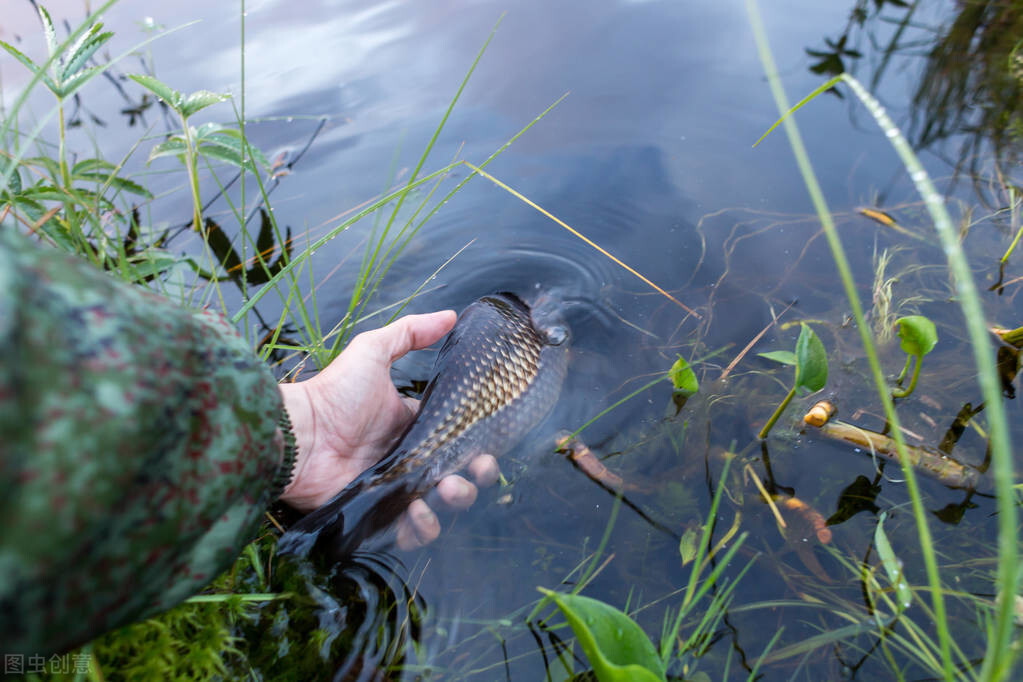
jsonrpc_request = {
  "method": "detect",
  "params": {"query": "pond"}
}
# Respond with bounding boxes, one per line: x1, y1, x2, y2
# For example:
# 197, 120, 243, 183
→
3, 0, 1021, 679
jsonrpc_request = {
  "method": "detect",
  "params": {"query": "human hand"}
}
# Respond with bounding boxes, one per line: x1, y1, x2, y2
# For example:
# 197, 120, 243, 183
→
278, 311, 500, 549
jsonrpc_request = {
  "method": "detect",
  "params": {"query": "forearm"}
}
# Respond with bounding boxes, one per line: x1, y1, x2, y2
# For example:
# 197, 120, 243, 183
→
0, 230, 292, 655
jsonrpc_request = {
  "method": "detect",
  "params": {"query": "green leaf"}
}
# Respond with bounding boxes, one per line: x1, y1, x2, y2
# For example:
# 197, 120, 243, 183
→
4, 164, 22, 194
24, 155, 62, 180
794, 323, 828, 394
679, 526, 700, 566
126, 250, 183, 281
19, 184, 67, 202
60, 25, 112, 81
128, 74, 182, 111
758, 350, 797, 366
202, 128, 271, 171
38, 5, 58, 60
896, 315, 938, 358
148, 137, 187, 163
668, 355, 699, 396
0, 41, 58, 94
197, 143, 254, 171
73, 171, 153, 198
71, 158, 115, 175
752, 75, 843, 147
181, 89, 229, 118
538, 588, 666, 682
53, 64, 104, 99
874, 512, 913, 612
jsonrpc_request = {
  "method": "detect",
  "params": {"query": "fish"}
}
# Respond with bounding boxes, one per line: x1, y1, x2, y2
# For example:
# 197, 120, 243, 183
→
278, 292, 570, 561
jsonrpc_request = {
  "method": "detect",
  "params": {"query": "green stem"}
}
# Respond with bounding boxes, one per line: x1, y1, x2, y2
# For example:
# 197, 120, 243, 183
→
999, 186, 1020, 264
896, 354, 913, 386
892, 356, 921, 398
758, 386, 796, 440
57, 103, 71, 188
178, 112, 202, 230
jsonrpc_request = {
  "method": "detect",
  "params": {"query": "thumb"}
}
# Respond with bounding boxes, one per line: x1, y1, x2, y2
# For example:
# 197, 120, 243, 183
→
364, 310, 457, 364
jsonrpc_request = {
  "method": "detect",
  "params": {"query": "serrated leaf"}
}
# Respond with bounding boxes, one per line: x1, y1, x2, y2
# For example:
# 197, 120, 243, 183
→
148, 137, 187, 163
197, 141, 258, 172
127, 250, 183, 281
181, 90, 229, 118
794, 323, 828, 394
19, 185, 67, 202
538, 589, 666, 682
668, 355, 699, 396
896, 315, 937, 358
38, 5, 58, 59
195, 121, 225, 138
24, 155, 62, 179
128, 74, 182, 111
54, 64, 104, 99
6, 196, 45, 221
0, 41, 58, 94
197, 126, 270, 170
758, 350, 797, 366
5, 164, 22, 194
60, 28, 113, 82
72, 158, 115, 175
73, 171, 153, 198
874, 512, 912, 612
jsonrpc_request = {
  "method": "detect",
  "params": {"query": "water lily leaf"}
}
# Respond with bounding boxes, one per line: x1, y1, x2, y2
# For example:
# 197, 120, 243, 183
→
794, 323, 828, 394
896, 315, 937, 357
538, 588, 666, 682
758, 350, 797, 366
181, 90, 229, 118
668, 355, 699, 396
874, 512, 912, 612
129, 74, 182, 111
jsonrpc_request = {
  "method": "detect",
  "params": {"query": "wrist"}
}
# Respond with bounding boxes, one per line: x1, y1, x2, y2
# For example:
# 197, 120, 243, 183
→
278, 381, 316, 506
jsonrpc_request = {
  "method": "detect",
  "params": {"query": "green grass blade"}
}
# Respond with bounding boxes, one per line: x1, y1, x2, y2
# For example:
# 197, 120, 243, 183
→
751, 75, 841, 148
840, 72, 1018, 681
745, 1, 954, 678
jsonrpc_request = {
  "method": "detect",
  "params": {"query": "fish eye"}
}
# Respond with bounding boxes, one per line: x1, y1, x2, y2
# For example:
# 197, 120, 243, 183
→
543, 325, 568, 346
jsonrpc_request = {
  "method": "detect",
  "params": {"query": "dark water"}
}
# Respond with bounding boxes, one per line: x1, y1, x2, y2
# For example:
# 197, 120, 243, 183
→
6, 0, 1021, 679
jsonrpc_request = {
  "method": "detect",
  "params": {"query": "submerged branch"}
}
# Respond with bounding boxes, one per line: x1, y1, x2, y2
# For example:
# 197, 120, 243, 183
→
812, 419, 983, 490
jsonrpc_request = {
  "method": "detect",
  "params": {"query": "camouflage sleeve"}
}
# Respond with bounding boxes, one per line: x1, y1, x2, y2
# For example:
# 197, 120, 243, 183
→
0, 230, 297, 656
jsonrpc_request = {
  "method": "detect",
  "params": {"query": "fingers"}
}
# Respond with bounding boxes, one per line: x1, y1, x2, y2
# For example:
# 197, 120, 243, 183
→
436, 475, 477, 510
396, 499, 439, 550
468, 454, 500, 488
396, 454, 502, 551
353, 310, 457, 365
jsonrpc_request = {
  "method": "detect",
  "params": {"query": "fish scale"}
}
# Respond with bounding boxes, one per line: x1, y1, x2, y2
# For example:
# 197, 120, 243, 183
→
278, 292, 570, 562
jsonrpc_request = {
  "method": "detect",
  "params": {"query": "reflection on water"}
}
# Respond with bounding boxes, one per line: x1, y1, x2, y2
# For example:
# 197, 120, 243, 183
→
5, 0, 1021, 678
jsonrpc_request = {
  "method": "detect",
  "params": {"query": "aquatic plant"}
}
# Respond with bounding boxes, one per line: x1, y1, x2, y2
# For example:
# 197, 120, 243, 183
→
892, 314, 938, 398
748, 0, 1019, 678
756, 322, 828, 439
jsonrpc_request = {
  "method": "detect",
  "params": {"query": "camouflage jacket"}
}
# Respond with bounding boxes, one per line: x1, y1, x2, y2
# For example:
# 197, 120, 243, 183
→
0, 230, 296, 656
